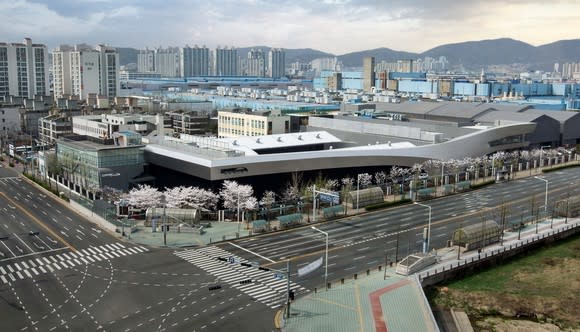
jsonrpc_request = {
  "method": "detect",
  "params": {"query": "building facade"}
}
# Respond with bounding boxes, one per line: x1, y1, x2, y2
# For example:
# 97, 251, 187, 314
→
137, 48, 156, 73
268, 48, 285, 78
155, 47, 181, 78
38, 114, 73, 145
213, 47, 238, 76
246, 49, 266, 77
217, 109, 290, 138
52, 44, 120, 100
363, 56, 375, 92
0, 38, 49, 99
180, 45, 210, 77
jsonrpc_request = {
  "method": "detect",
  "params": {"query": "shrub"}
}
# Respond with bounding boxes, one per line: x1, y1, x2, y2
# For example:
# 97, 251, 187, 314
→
365, 198, 412, 211
470, 180, 495, 190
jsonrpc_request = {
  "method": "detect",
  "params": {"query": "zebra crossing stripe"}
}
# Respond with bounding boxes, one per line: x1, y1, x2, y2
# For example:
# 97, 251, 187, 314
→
0, 266, 6, 274
1, 275, 7, 284
23, 270, 33, 278
38, 266, 47, 274
16, 271, 24, 279
8, 273, 16, 281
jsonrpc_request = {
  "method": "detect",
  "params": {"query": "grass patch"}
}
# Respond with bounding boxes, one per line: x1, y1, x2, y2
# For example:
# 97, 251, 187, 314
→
429, 233, 580, 329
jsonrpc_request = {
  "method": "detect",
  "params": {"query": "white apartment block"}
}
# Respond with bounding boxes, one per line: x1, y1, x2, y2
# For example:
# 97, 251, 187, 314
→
155, 47, 181, 77
137, 48, 156, 73
247, 49, 265, 77
52, 44, 120, 100
213, 47, 238, 76
268, 48, 285, 78
0, 38, 49, 98
180, 45, 209, 77
217, 110, 289, 138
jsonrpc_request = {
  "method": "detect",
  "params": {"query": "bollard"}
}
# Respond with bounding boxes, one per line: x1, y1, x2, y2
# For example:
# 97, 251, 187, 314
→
354, 273, 357, 280
314, 287, 317, 294
327, 282, 331, 289
341, 278, 344, 284
366, 269, 370, 275
378, 265, 382, 271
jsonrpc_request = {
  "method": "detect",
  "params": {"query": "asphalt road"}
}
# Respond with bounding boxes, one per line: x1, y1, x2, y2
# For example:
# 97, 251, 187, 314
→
208, 168, 580, 293
0, 166, 279, 332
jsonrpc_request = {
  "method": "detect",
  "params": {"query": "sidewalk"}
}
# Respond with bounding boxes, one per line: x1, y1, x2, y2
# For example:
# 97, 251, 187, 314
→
281, 269, 438, 332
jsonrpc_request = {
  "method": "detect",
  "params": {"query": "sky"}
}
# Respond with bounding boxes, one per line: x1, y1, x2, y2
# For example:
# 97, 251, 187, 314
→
1, 0, 579, 54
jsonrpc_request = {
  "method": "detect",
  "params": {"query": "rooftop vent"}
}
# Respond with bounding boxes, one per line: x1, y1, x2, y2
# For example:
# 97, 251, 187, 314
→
277, 137, 282, 142
316, 133, 321, 139
256, 138, 261, 143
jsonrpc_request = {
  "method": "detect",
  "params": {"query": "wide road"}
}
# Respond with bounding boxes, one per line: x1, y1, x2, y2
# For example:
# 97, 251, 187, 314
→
190, 168, 580, 296
0, 166, 278, 332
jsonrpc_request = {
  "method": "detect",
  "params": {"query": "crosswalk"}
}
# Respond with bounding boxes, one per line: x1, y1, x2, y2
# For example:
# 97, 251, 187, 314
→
0, 243, 148, 284
175, 246, 308, 309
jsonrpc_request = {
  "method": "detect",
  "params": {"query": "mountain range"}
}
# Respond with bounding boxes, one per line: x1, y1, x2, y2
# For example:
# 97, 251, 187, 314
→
117, 38, 580, 71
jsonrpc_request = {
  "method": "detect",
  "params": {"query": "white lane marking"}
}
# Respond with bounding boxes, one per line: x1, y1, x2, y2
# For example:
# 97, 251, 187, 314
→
13, 233, 35, 253
227, 242, 276, 263
0, 241, 16, 257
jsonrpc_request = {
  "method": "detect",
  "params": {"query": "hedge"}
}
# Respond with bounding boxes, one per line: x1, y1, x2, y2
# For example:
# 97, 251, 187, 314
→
365, 198, 412, 211
542, 163, 580, 173
470, 180, 496, 190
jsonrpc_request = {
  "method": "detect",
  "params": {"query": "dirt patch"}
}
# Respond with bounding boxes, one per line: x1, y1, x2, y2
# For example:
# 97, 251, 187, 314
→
476, 317, 568, 332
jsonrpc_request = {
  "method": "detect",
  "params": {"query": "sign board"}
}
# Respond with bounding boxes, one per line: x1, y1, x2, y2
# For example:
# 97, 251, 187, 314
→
8, 144, 14, 157
319, 192, 339, 205
298, 256, 323, 277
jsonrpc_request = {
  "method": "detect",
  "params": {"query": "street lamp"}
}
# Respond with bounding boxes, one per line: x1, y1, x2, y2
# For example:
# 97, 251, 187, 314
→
311, 226, 329, 289
413, 202, 432, 254
356, 174, 361, 211
534, 176, 548, 213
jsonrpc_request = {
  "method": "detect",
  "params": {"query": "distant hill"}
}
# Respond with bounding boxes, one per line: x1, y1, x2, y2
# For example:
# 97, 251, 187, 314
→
114, 38, 580, 71
338, 48, 418, 68
116, 47, 139, 65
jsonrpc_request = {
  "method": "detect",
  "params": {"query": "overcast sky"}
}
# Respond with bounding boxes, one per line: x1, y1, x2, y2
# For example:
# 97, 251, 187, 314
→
1, 0, 579, 54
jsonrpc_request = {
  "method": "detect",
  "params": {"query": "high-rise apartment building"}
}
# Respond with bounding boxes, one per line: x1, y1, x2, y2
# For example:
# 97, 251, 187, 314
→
180, 45, 209, 77
562, 62, 580, 80
0, 38, 49, 98
268, 48, 285, 78
247, 49, 266, 77
137, 48, 156, 73
155, 47, 181, 78
213, 47, 238, 76
52, 44, 119, 100
363, 56, 375, 92
397, 59, 414, 73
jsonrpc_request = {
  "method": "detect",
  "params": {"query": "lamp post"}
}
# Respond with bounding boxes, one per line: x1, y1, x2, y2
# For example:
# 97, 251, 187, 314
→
356, 174, 361, 211
311, 226, 328, 289
534, 176, 548, 213
414, 202, 432, 254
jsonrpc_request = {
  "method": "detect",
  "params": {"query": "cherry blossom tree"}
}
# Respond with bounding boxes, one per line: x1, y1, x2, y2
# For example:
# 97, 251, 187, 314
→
374, 171, 387, 188
163, 186, 219, 211
126, 184, 163, 209
219, 180, 257, 213
260, 190, 276, 222
357, 173, 372, 188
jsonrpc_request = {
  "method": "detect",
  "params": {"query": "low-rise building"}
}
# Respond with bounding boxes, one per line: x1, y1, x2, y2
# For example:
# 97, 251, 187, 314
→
217, 109, 290, 138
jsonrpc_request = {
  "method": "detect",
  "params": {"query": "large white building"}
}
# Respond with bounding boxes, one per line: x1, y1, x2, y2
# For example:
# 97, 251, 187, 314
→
137, 48, 156, 73
268, 48, 285, 78
52, 44, 120, 100
155, 47, 181, 78
0, 38, 49, 98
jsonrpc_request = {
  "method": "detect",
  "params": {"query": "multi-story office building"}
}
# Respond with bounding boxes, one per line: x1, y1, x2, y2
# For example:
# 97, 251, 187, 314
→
137, 48, 156, 73
247, 49, 266, 77
155, 47, 181, 78
166, 110, 210, 135
38, 114, 73, 145
363, 56, 375, 92
268, 48, 285, 78
213, 47, 238, 76
0, 38, 49, 99
218, 109, 290, 138
52, 44, 120, 100
180, 45, 210, 77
